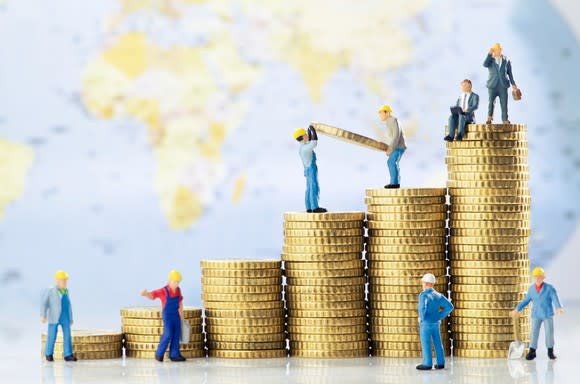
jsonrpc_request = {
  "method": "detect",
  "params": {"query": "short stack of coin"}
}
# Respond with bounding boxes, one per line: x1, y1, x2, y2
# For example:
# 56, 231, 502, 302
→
41, 330, 123, 360
121, 306, 205, 359
365, 188, 450, 357
201, 259, 288, 359
446, 123, 531, 358
283, 212, 369, 358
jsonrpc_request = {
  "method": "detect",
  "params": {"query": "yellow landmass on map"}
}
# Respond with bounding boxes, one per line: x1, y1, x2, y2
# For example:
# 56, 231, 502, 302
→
231, 171, 247, 203
0, 139, 34, 220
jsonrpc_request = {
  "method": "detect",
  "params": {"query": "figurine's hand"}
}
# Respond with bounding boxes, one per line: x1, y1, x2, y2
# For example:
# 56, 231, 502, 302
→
41, 316, 47, 323
556, 307, 564, 315
140, 289, 148, 297
509, 310, 519, 317
385, 147, 393, 156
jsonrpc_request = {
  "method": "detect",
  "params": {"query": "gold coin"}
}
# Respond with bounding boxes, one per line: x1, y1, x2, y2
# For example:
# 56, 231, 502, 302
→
449, 236, 529, 245
284, 236, 364, 246
364, 196, 446, 205
203, 300, 283, 310
122, 325, 203, 335
206, 333, 286, 343
462, 131, 527, 141
372, 349, 424, 358
451, 317, 524, 326
208, 349, 287, 359
365, 188, 447, 197
448, 187, 530, 197
123, 333, 204, 343
367, 237, 445, 245
281, 252, 362, 262
366, 252, 446, 262
368, 292, 419, 302
366, 244, 446, 254
449, 252, 528, 261
290, 349, 369, 358
463, 123, 527, 132
447, 180, 528, 189
202, 285, 282, 294
452, 349, 508, 358
121, 306, 202, 319
204, 308, 286, 318
284, 212, 365, 222
207, 341, 286, 350
287, 308, 367, 318
450, 195, 531, 205
201, 277, 282, 286
200, 259, 281, 270
447, 172, 529, 182
368, 228, 447, 237
451, 276, 528, 285
284, 268, 364, 279
122, 318, 202, 327
371, 333, 446, 343
285, 293, 365, 302
447, 164, 529, 173
311, 122, 390, 151
282, 244, 364, 254
446, 148, 528, 157
450, 204, 530, 213
369, 276, 448, 287
451, 324, 528, 334
366, 220, 445, 230
369, 309, 423, 318
369, 284, 447, 294
367, 205, 447, 213
46, 350, 122, 360
286, 300, 365, 310
290, 333, 368, 343
42, 342, 121, 353
286, 276, 366, 286
366, 317, 425, 327
284, 260, 363, 270
450, 228, 530, 237
367, 212, 447, 222
454, 341, 513, 350
451, 284, 528, 293
201, 293, 282, 302
125, 341, 205, 351
446, 155, 526, 166
449, 244, 528, 253
452, 309, 515, 318
283, 221, 364, 230
204, 317, 285, 327
287, 316, 367, 327
368, 268, 447, 278
287, 324, 368, 335
451, 333, 522, 342
451, 267, 529, 277
368, 260, 447, 270
201, 269, 281, 278
451, 292, 525, 301
450, 260, 529, 269
290, 341, 368, 351
371, 341, 421, 351
283, 228, 364, 237
126, 349, 205, 359
453, 300, 520, 310
367, 324, 419, 334
40, 329, 124, 344
369, 302, 418, 310
205, 325, 286, 335
285, 285, 364, 295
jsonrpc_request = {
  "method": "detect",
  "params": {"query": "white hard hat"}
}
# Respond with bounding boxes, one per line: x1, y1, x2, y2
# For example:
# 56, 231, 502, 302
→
421, 273, 436, 284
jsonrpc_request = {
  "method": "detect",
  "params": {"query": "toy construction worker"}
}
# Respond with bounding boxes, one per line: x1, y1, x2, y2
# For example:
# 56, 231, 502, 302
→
41, 270, 77, 362
417, 273, 454, 371
294, 125, 327, 213
444, 79, 479, 142
378, 105, 406, 189
511, 267, 564, 360
141, 270, 186, 362
483, 42, 518, 124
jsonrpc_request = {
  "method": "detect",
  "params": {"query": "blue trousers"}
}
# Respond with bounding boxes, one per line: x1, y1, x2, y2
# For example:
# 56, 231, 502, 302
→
487, 85, 509, 121
420, 321, 445, 367
304, 166, 320, 211
156, 316, 181, 359
45, 323, 72, 357
447, 114, 472, 137
530, 317, 554, 349
387, 148, 405, 185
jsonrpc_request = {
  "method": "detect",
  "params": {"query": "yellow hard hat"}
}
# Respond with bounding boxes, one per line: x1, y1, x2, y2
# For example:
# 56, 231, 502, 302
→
378, 105, 393, 113
293, 128, 307, 140
168, 270, 182, 282
492, 42, 502, 50
55, 270, 69, 280
532, 267, 545, 277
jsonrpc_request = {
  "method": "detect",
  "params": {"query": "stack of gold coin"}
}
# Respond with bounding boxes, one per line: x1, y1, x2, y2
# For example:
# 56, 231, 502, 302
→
283, 212, 369, 358
41, 330, 123, 360
365, 188, 450, 357
201, 259, 288, 359
121, 306, 205, 359
446, 123, 531, 358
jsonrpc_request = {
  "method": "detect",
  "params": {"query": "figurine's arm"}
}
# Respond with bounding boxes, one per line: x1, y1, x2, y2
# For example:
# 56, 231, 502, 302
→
418, 293, 427, 322
483, 53, 494, 68
179, 300, 184, 320
550, 286, 564, 313
140, 289, 155, 300
307, 125, 318, 141
385, 118, 400, 149
506, 60, 516, 87
439, 297, 454, 320
40, 288, 50, 322
514, 289, 532, 313
467, 94, 479, 113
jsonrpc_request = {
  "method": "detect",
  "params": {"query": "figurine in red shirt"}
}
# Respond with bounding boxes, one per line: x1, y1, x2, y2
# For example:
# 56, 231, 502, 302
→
141, 270, 186, 362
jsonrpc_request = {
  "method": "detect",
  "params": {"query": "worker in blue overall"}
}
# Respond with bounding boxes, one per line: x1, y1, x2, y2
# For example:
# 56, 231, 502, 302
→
294, 125, 327, 213
417, 273, 453, 371
141, 270, 186, 362
41, 270, 77, 362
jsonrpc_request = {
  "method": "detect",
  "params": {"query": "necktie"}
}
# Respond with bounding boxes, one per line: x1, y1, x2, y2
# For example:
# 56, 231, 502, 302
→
462, 94, 467, 110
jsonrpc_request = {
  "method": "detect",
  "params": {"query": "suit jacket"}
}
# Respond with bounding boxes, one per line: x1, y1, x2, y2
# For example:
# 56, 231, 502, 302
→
516, 282, 562, 320
483, 54, 516, 89
41, 287, 74, 324
454, 92, 479, 122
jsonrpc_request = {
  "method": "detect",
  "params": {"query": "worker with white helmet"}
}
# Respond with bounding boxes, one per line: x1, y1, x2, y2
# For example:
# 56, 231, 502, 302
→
416, 273, 453, 371
511, 267, 564, 360
141, 270, 186, 362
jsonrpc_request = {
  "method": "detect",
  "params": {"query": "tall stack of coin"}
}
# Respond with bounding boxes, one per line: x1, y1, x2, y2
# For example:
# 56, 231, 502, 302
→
446, 123, 531, 358
121, 306, 205, 359
365, 189, 450, 357
201, 259, 288, 359
41, 330, 123, 360
283, 212, 369, 358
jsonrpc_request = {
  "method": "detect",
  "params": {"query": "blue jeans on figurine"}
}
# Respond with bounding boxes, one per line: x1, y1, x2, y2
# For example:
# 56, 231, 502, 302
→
419, 321, 445, 368
156, 287, 182, 360
45, 294, 73, 358
447, 113, 473, 139
530, 317, 554, 350
387, 148, 405, 186
304, 154, 320, 211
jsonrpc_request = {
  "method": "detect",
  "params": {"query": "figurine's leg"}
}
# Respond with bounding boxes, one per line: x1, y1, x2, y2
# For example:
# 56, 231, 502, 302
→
419, 323, 433, 367
529, 318, 541, 350
544, 317, 554, 349
447, 114, 458, 138
432, 324, 445, 367
45, 323, 58, 357
487, 87, 498, 122
457, 115, 467, 137
499, 87, 509, 122
169, 317, 181, 359
156, 318, 173, 359
61, 322, 73, 358
305, 171, 318, 210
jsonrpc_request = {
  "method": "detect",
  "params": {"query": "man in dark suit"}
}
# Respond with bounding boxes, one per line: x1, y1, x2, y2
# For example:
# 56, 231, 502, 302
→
444, 79, 479, 141
483, 43, 518, 124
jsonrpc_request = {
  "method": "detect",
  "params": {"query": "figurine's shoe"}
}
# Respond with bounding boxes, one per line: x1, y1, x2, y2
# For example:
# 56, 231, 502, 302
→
170, 355, 187, 362
434, 364, 445, 370
45, 355, 54, 362
306, 209, 313, 213
548, 348, 557, 360
312, 207, 327, 213
385, 184, 400, 189
155, 355, 163, 362
64, 355, 77, 362
502, 120, 510, 124
456, 134, 464, 141
486, 117, 493, 124
416, 365, 432, 370
525, 348, 536, 361
443, 136, 453, 142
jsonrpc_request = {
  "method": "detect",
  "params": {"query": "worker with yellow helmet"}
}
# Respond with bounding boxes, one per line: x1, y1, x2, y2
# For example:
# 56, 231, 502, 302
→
511, 267, 564, 360
41, 270, 77, 361
378, 105, 406, 188
483, 42, 519, 124
293, 125, 327, 213
141, 270, 186, 362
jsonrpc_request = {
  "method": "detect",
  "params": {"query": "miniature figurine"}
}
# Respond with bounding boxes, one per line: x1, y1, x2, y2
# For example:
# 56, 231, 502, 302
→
444, 79, 479, 141
378, 105, 406, 189
141, 270, 187, 362
483, 43, 518, 124
294, 125, 327, 213
41, 270, 77, 362
510, 267, 564, 360
416, 273, 453, 371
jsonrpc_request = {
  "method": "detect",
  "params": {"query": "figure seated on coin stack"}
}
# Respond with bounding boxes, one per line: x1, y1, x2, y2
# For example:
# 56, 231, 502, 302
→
294, 126, 327, 213
444, 79, 479, 142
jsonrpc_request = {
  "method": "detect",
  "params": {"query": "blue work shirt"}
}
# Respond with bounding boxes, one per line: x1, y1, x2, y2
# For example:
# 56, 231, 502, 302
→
516, 282, 562, 320
418, 288, 454, 323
